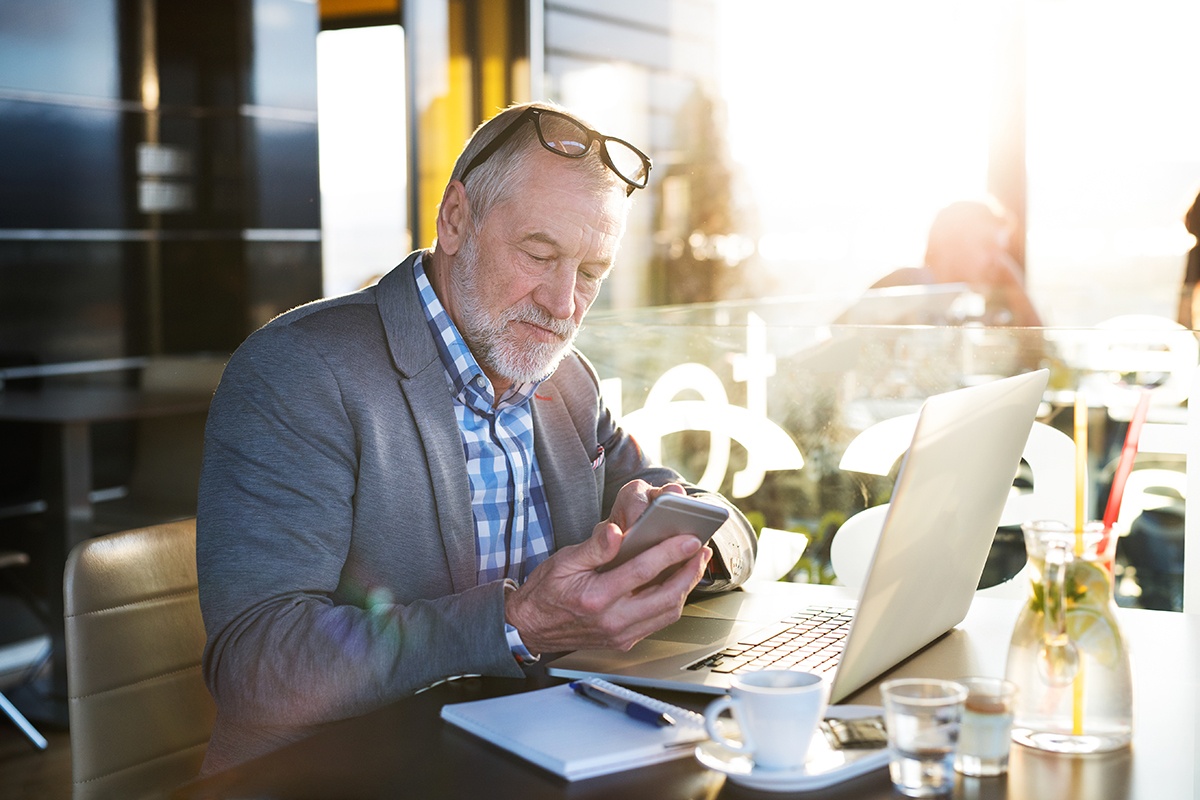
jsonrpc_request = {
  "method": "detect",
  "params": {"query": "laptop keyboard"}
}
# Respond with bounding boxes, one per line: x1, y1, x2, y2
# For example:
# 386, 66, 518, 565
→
685, 606, 855, 676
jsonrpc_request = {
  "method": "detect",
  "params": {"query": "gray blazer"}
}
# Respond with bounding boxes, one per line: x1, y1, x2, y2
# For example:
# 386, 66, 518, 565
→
196, 251, 755, 772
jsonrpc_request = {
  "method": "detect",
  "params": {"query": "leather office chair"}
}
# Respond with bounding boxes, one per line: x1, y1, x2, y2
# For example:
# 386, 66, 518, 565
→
64, 518, 215, 800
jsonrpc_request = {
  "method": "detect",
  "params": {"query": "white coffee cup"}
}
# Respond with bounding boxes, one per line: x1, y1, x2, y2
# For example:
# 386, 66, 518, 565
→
703, 670, 830, 771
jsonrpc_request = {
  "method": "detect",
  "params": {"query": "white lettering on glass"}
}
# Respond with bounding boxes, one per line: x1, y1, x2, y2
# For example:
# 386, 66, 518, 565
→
602, 314, 804, 497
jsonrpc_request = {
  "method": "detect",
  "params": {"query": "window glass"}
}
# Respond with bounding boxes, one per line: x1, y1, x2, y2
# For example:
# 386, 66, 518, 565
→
251, 0, 320, 110
0, 0, 119, 99
316, 24, 409, 297
542, 0, 1001, 313
717, 0, 998, 299
1025, 0, 1200, 326
542, 0, 1200, 328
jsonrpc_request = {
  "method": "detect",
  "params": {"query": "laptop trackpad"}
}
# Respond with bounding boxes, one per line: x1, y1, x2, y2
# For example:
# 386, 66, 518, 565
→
648, 616, 739, 645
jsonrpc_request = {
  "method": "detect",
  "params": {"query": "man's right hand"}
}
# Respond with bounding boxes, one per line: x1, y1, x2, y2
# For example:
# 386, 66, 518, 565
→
502, 481, 712, 655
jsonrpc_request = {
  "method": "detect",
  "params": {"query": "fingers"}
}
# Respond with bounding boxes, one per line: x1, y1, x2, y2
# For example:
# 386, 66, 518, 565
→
608, 479, 653, 531
641, 544, 711, 599
564, 550, 710, 651
650, 482, 686, 499
578, 521, 624, 570
609, 479, 687, 531
608, 548, 712, 648
606, 532, 703, 592
504, 536, 710, 654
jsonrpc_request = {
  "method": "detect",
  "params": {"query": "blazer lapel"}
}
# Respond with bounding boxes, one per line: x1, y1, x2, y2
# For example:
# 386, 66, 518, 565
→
378, 251, 477, 593
532, 385, 601, 550
402, 371, 477, 594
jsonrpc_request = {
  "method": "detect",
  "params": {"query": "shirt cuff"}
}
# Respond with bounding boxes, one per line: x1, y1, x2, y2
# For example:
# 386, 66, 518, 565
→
503, 579, 540, 664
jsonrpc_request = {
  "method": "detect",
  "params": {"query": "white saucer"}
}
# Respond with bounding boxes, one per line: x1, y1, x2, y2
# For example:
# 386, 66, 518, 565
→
694, 705, 890, 792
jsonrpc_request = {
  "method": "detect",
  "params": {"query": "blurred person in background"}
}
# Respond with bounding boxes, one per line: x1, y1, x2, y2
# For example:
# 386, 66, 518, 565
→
868, 197, 1044, 327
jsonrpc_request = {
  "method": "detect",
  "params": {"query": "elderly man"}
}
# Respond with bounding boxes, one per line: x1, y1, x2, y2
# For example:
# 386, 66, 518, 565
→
196, 101, 757, 772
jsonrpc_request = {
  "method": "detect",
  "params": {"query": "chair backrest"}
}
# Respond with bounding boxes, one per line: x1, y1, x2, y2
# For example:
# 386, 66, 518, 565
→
64, 519, 215, 800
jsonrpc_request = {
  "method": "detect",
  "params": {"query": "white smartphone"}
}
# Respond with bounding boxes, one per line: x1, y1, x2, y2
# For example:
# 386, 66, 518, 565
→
598, 492, 730, 573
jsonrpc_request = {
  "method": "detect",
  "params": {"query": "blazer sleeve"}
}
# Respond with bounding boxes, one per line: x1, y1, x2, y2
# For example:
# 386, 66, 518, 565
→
197, 321, 523, 742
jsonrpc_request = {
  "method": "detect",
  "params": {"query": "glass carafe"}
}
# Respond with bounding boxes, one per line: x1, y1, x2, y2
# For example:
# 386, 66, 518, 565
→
1005, 520, 1133, 753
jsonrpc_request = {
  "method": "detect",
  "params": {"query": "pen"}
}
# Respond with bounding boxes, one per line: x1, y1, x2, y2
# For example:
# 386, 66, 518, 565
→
569, 680, 676, 727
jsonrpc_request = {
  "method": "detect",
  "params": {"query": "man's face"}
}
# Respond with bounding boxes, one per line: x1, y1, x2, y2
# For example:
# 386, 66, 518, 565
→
446, 151, 628, 392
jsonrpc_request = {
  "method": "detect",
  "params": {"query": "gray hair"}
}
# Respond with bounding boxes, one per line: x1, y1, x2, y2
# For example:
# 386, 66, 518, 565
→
448, 101, 629, 225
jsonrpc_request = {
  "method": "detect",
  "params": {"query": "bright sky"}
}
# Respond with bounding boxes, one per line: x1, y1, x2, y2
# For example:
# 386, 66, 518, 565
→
714, 0, 1200, 324
715, 0, 996, 293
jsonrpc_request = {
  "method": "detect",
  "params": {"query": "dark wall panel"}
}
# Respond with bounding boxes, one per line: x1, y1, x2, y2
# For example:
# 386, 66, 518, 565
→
244, 240, 322, 328
0, 101, 128, 229
158, 239, 249, 353
245, 116, 321, 229
0, 240, 128, 363
156, 1, 241, 109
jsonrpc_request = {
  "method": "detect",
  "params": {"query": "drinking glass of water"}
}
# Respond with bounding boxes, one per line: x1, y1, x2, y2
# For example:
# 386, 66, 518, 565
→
880, 678, 967, 797
954, 676, 1017, 776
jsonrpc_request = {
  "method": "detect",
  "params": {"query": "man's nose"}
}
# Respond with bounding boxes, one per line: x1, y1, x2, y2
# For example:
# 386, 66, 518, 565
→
535, 264, 577, 320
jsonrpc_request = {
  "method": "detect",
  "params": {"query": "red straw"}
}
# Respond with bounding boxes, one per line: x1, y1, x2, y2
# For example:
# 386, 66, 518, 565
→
1100, 390, 1152, 545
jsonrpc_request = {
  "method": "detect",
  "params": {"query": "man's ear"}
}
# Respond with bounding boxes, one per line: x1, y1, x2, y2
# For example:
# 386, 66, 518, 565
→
436, 180, 470, 257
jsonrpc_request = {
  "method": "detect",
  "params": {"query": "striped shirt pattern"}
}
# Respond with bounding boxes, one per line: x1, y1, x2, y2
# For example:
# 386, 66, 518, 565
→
414, 257, 555, 586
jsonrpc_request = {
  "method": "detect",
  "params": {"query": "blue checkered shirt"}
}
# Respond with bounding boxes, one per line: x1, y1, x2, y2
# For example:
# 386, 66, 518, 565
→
414, 257, 555, 588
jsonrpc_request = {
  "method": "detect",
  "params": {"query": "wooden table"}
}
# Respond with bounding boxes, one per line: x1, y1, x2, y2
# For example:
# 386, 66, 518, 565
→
173, 583, 1200, 799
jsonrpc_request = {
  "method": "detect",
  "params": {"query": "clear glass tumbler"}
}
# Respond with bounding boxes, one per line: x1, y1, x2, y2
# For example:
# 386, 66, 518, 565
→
880, 678, 967, 797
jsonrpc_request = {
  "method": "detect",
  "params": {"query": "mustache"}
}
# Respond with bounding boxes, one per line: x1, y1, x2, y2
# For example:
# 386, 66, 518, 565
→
502, 305, 577, 341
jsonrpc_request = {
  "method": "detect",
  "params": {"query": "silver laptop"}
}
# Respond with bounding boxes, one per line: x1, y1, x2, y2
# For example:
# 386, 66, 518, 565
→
548, 369, 1049, 701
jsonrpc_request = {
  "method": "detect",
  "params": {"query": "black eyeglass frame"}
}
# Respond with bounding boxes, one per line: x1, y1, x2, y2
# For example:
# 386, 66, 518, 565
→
457, 107, 652, 197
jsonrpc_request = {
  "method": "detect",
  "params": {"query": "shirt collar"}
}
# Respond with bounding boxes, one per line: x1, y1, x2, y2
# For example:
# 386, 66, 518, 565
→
414, 254, 539, 411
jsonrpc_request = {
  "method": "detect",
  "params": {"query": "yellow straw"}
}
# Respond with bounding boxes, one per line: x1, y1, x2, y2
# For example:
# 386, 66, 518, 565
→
1073, 395, 1087, 554
1071, 393, 1087, 735
1073, 661, 1085, 735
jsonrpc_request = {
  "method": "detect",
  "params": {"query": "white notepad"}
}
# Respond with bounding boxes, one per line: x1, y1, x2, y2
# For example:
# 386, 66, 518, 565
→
440, 679, 706, 780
